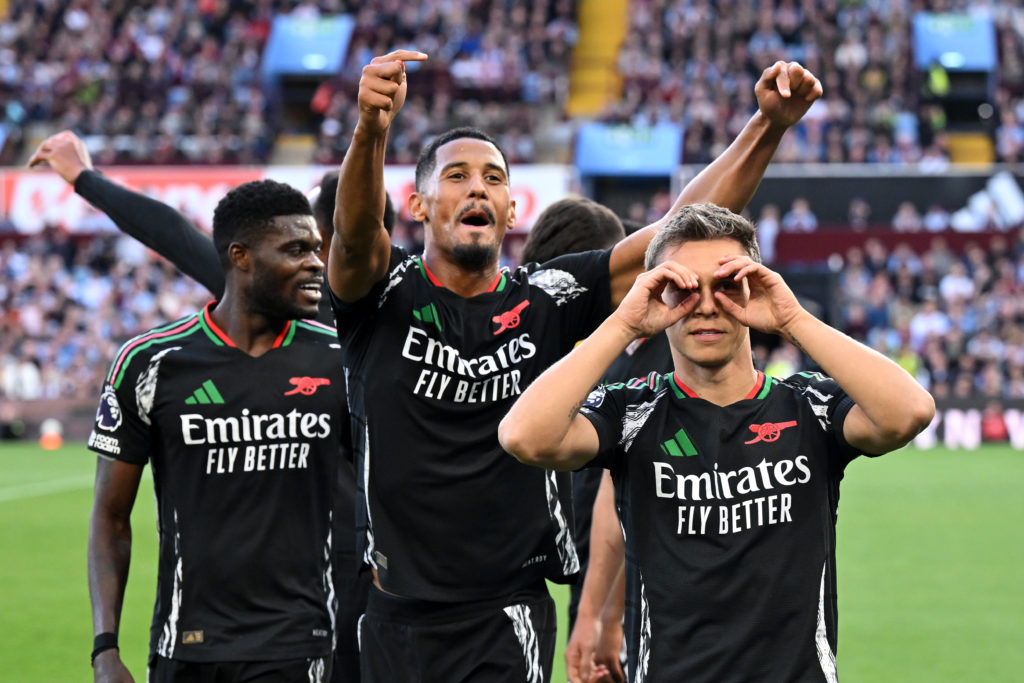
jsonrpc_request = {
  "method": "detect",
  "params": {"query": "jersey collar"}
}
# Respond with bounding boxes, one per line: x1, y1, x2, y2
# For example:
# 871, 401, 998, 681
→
417, 256, 505, 292
199, 301, 294, 349
671, 370, 769, 400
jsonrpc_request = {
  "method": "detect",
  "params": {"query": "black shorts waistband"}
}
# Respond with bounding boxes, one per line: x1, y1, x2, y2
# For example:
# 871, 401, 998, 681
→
364, 581, 549, 625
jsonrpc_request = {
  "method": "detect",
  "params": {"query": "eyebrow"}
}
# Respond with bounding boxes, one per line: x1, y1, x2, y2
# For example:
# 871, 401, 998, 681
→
440, 161, 507, 177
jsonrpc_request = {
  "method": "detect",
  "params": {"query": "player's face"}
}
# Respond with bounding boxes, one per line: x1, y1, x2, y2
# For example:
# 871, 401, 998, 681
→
247, 215, 324, 320
411, 138, 516, 271
659, 238, 752, 369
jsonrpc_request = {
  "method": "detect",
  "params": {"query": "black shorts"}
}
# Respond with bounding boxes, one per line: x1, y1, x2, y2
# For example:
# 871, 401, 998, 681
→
149, 654, 330, 683
359, 583, 556, 683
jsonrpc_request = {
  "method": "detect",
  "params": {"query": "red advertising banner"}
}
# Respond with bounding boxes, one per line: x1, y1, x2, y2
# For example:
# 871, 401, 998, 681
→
1, 164, 572, 234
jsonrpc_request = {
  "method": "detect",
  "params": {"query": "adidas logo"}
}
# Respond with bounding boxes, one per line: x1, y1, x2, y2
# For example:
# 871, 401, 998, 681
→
413, 303, 442, 331
660, 427, 697, 457
185, 379, 225, 405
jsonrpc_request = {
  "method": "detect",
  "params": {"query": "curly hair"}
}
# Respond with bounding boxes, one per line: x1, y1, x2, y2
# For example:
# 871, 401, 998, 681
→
212, 179, 312, 269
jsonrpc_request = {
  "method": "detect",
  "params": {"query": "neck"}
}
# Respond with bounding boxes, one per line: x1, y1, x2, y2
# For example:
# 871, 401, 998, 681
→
671, 351, 759, 407
208, 293, 290, 358
421, 247, 501, 298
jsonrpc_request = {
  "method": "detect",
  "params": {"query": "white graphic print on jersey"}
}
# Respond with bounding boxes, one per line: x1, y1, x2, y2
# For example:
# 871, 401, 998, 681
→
378, 254, 418, 309
528, 268, 587, 305
545, 470, 580, 575
620, 390, 668, 452
815, 562, 839, 683
157, 510, 183, 658
136, 346, 180, 425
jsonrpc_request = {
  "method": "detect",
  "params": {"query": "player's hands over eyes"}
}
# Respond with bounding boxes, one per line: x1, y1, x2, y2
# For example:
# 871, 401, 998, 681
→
712, 256, 805, 335
612, 262, 699, 339
27, 130, 93, 185
357, 50, 428, 134
92, 649, 134, 683
755, 61, 823, 129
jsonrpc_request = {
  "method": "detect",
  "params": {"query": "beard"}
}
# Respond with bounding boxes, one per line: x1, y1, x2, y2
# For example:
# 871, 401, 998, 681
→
452, 242, 498, 272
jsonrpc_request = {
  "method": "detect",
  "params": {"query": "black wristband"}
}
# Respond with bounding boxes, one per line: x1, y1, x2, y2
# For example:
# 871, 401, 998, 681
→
91, 632, 118, 665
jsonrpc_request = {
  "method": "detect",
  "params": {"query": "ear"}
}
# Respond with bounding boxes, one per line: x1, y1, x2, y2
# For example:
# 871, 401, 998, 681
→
408, 192, 428, 223
228, 242, 251, 273
506, 198, 517, 231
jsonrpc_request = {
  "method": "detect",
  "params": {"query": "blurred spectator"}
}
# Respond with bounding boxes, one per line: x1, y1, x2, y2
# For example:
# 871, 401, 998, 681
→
847, 196, 872, 231
891, 201, 923, 232
782, 197, 818, 232
755, 203, 780, 264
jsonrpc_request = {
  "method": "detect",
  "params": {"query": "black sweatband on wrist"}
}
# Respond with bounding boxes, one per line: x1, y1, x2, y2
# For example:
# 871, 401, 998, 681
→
91, 632, 118, 665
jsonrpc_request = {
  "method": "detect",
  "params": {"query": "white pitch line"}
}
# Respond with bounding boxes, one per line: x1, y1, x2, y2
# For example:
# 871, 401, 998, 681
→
0, 475, 95, 503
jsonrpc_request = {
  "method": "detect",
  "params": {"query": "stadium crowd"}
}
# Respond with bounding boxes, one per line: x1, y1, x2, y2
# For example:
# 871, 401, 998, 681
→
606, 0, 1024, 165
3, 200, 1023, 404
4, 1, 1024, 166
0, 0, 578, 165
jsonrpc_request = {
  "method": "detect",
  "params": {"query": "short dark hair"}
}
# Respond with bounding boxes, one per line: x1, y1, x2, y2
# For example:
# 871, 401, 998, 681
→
414, 127, 509, 192
521, 198, 625, 264
645, 203, 761, 270
313, 170, 395, 235
212, 179, 312, 269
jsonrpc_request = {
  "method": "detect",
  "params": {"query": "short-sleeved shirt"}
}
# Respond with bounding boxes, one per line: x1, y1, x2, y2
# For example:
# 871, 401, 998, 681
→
87, 302, 346, 663
580, 369, 861, 683
332, 246, 611, 602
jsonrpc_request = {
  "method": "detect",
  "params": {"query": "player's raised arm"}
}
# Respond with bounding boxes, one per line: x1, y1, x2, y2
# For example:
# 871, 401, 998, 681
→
330, 50, 427, 303
28, 131, 225, 297
607, 61, 823, 307
88, 457, 144, 683
713, 254, 936, 454
500, 262, 699, 471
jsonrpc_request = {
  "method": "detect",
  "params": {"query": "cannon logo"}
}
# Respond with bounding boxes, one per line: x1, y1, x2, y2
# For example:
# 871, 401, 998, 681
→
285, 377, 332, 396
744, 420, 797, 444
492, 300, 530, 335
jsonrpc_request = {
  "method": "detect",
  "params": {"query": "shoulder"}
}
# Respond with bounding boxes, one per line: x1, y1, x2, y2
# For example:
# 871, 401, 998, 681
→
290, 318, 341, 345
105, 312, 205, 390
517, 249, 611, 303
584, 371, 669, 414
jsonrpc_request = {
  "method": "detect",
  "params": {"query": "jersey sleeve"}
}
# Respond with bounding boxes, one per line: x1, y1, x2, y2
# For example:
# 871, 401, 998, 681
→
330, 245, 406, 333
578, 383, 629, 472
74, 170, 225, 297
86, 349, 154, 466
783, 370, 862, 468
527, 249, 613, 347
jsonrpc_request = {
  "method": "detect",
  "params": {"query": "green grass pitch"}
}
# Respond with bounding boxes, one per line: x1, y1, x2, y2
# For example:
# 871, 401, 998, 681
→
1, 442, 1022, 681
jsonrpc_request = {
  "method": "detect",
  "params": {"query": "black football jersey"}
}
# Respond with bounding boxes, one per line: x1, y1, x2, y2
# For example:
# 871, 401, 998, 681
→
581, 370, 862, 683
88, 303, 346, 663
333, 246, 611, 601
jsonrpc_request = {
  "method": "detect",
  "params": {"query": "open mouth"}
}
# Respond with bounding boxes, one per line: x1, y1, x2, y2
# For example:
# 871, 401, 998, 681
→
299, 281, 323, 302
691, 329, 724, 339
458, 207, 494, 228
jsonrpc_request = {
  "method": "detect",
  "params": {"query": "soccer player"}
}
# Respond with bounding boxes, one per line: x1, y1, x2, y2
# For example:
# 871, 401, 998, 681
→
30, 133, 379, 682
87, 180, 345, 682
499, 203, 936, 682
330, 48, 822, 681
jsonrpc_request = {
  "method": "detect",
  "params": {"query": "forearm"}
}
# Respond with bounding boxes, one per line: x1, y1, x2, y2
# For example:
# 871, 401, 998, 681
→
581, 473, 626, 622
75, 170, 224, 296
88, 509, 132, 635
330, 126, 391, 300
499, 316, 635, 469
673, 111, 785, 215
782, 312, 935, 451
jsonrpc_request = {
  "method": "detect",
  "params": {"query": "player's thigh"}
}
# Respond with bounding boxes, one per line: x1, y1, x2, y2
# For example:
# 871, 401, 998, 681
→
361, 593, 556, 683
149, 655, 330, 683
